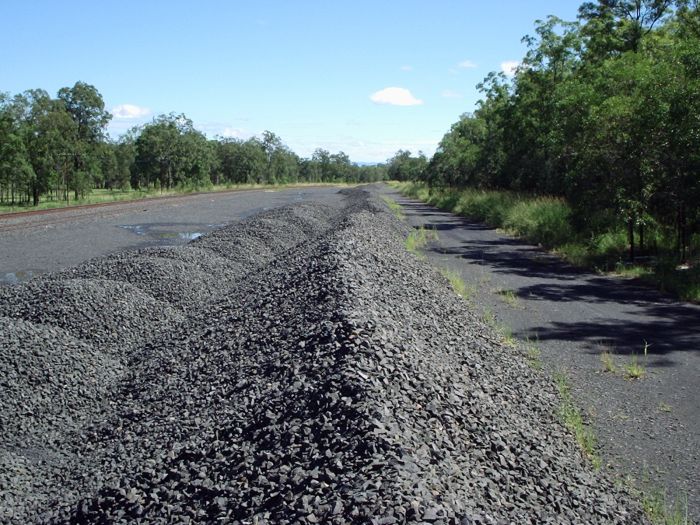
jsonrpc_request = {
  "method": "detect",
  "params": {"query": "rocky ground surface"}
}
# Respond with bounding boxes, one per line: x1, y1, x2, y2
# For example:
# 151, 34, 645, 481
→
1, 189, 648, 524
378, 185, 699, 522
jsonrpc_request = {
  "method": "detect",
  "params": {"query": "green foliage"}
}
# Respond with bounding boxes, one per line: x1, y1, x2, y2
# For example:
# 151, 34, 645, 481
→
439, 268, 474, 299
399, 182, 700, 301
0, 84, 388, 206
503, 198, 574, 248
405, 226, 438, 255
642, 488, 690, 525
416, 2, 700, 276
380, 196, 405, 221
554, 372, 601, 468
387, 150, 428, 181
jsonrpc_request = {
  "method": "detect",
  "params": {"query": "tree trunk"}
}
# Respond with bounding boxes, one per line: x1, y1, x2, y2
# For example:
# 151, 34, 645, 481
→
639, 223, 645, 253
628, 218, 635, 262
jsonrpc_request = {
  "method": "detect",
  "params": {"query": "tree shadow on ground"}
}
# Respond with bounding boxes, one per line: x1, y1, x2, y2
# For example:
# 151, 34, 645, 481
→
397, 197, 700, 358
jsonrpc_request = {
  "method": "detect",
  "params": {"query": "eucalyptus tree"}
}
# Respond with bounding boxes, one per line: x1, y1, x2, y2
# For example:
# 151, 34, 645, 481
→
133, 113, 212, 190
0, 95, 34, 203
56, 82, 112, 199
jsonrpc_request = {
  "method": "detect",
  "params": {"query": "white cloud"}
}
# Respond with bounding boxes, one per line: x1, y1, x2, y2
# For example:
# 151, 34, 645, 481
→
221, 127, 245, 138
458, 59, 477, 69
441, 89, 463, 99
111, 104, 151, 119
400, 65, 413, 71
501, 60, 520, 77
370, 87, 423, 106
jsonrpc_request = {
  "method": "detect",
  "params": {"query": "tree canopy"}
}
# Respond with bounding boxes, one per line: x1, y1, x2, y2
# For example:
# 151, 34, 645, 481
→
0, 86, 388, 206
410, 0, 699, 261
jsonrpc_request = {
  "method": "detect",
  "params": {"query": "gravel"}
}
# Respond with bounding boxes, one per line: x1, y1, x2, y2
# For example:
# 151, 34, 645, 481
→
0, 189, 648, 523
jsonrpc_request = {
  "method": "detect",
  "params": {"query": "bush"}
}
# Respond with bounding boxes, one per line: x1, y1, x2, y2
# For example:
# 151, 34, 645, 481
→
503, 198, 574, 248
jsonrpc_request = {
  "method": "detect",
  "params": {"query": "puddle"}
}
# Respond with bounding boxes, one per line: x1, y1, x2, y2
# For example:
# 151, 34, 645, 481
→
119, 224, 147, 236
1, 270, 43, 285
118, 224, 210, 243
153, 232, 202, 240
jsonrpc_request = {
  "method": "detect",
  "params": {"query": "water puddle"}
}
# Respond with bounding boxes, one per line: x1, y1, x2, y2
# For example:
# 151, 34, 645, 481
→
153, 232, 202, 240
119, 224, 147, 236
118, 223, 211, 243
1, 270, 44, 285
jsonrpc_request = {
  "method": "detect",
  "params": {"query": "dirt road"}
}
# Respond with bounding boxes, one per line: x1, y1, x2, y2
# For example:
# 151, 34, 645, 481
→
0, 187, 345, 284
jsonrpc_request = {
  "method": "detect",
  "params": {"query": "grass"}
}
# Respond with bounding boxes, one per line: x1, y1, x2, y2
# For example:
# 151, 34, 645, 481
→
658, 402, 672, 413
0, 182, 355, 215
497, 324, 518, 348
624, 355, 646, 380
440, 268, 474, 300
599, 342, 650, 380
393, 181, 700, 302
624, 340, 650, 380
525, 339, 543, 370
554, 372, 601, 469
405, 226, 439, 256
481, 307, 497, 328
380, 195, 405, 221
641, 488, 690, 525
600, 351, 617, 373
496, 288, 519, 308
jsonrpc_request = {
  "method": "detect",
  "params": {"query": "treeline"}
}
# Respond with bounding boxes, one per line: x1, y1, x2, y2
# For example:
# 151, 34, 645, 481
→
0, 83, 387, 206
397, 0, 700, 260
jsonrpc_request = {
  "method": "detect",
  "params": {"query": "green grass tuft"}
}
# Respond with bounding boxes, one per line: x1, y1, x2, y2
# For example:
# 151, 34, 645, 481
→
600, 351, 617, 373
440, 268, 474, 300
380, 195, 405, 221
554, 372, 601, 469
496, 288, 519, 308
405, 226, 438, 256
642, 489, 690, 525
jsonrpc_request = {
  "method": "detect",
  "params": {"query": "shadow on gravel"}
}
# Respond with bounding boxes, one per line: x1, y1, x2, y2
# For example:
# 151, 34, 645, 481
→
518, 315, 698, 357
399, 199, 700, 360
431, 240, 586, 282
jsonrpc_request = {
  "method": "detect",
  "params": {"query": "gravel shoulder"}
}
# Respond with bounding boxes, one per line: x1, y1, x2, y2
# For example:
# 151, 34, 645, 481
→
377, 184, 700, 521
1, 188, 649, 523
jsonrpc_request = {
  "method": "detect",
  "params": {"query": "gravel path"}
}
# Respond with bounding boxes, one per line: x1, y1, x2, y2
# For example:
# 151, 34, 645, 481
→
1, 188, 649, 523
378, 185, 700, 521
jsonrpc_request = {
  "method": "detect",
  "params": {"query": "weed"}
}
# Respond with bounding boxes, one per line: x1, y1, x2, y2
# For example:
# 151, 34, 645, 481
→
658, 402, 672, 413
481, 307, 497, 327
624, 355, 646, 380
624, 340, 650, 380
553, 372, 601, 469
642, 488, 690, 525
600, 351, 617, 373
525, 340, 543, 370
405, 226, 439, 256
496, 288, 520, 308
380, 195, 405, 221
439, 268, 474, 300
498, 324, 517, 348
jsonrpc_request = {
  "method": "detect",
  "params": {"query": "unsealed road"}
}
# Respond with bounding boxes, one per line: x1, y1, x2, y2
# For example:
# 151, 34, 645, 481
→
377, 185, 700, 520
0, 187, 345, 284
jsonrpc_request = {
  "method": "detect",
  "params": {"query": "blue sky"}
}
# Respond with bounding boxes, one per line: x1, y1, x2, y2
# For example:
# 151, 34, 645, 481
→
1, 1, 582, 163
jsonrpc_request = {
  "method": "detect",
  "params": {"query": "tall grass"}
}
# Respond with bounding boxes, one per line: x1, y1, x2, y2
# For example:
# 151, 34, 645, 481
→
397, 182, 573, 248
393, 182, 699, 302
